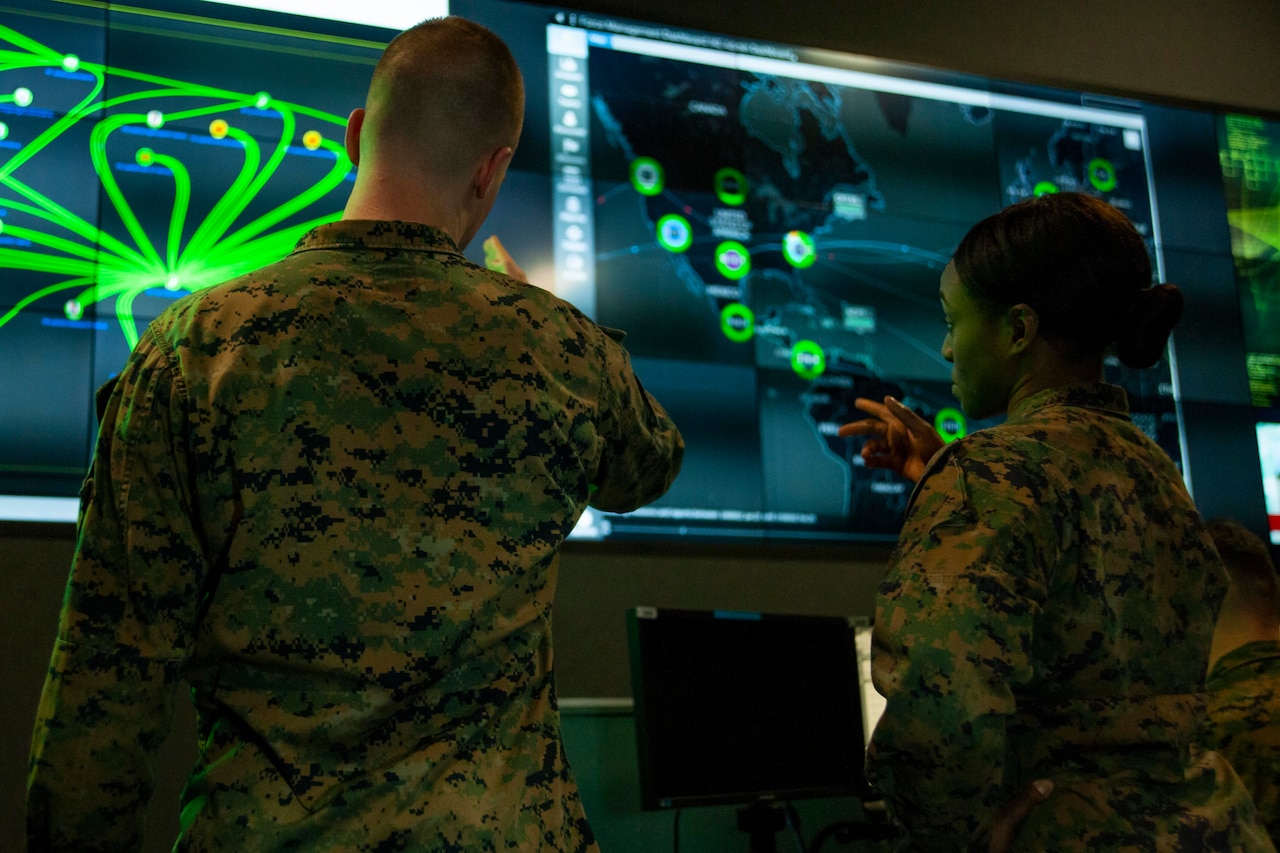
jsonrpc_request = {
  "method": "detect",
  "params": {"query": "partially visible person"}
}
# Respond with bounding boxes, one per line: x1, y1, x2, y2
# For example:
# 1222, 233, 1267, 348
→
840, 191, 1270, 851
484, 233, 526, 281
27, 16, 683, 851
1199, 516, 1280, 841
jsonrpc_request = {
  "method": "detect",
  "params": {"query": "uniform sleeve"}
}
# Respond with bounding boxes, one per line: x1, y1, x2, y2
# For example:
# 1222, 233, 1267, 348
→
586, 333, 683, 513
27, 330, 212, 852
866, 446, 1049, 851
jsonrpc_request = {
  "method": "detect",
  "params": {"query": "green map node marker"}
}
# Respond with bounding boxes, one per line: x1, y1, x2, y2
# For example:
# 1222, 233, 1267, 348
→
934, 406, 968, 443
782, 230, 816, 268
656, 214, 693, 252
1033, 181, 1059, 197
631, 156, 665, 196
720, 302, 755, 342
715, 240, 751, 280
791, 340, 825, 379
1088, 158, 1118, 192
714, 167, 747, 206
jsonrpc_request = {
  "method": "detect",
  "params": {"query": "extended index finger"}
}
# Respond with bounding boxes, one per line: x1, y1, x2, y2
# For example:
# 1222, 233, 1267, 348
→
837, 397, 892, 438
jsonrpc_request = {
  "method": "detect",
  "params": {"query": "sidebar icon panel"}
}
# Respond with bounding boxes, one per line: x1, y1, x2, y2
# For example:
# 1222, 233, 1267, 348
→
546, 24, 595, 318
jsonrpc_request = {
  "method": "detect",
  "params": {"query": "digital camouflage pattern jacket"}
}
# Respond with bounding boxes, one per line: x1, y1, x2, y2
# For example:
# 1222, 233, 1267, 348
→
27, 221, 684, 851
867, 383, 1272, 852
1201, 639, 1280, 843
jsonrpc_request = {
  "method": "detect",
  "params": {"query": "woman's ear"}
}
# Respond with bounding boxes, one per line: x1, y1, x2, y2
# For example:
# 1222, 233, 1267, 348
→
1006, 303, 1040, 354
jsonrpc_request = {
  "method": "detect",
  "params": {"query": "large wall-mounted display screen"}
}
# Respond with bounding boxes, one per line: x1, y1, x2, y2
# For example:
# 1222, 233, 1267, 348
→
1218, 114, 1280, 543
0, 0, 1270, 546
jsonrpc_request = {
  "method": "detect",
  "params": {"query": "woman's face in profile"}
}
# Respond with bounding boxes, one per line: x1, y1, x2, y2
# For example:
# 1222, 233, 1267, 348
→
939, 262, 1013, 420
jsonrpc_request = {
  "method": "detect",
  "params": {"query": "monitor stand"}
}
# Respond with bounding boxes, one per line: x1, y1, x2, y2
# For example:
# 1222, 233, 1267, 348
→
736, 801, 788, 853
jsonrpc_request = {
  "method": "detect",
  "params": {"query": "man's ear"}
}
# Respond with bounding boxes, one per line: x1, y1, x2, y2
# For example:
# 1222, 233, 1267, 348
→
473, 145, 515, 199
344, 108, 365, 167
1006, 303, 1040, 354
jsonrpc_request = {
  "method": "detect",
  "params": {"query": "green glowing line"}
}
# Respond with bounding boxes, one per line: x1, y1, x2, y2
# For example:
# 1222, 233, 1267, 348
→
0, 275, 96, 330
199, 221, 325, 273
226, 113, 299, 230
0, 23, 62, 60
133, 98, 257, 124
0, 221, 112, 265
0, 21, 354, 350
290, 102, 356, 125
89, 114, 164, 268
149, 152, 192, 272
0, 189, 153, 269
97, 61, 347, 126
113, 285, 152, 350
211, 138, 352, 259
0, 63, 105, 177
181, 125, 263, 262
0, 248, 97, 278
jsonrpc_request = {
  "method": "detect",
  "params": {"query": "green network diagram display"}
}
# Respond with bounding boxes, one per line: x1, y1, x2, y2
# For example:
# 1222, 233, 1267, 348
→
0, 3, 382, 498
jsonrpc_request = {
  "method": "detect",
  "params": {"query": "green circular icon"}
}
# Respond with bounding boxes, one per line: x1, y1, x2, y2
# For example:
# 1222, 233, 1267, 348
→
656, 214, 693, 252
64, 299, 83, 321
790, 340, 825, 380
631, 157, 665, 196
1033, 181, 1059, 197
136, 147, 155, 166
782, 230, 817, 268
1088, 158, 1117, 192
934, 406, 967, 443
715, 241, 751, 280
720, 303, 755, 342
714, 167, 747, 206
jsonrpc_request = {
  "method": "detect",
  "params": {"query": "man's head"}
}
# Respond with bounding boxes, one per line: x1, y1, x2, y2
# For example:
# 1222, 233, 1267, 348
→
1206, 516, 1280, 668
343, 17, 525, 246
1208, 517, 1278, 601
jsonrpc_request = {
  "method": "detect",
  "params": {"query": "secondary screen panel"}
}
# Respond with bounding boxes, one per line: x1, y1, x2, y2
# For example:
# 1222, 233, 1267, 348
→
1219, 113, 1280, 543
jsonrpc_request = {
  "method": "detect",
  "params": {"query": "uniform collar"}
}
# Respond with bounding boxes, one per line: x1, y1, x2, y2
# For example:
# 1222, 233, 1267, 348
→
292, 220, 463, 256
1209, 639, 1280, 681
1007, 382, 1130, 423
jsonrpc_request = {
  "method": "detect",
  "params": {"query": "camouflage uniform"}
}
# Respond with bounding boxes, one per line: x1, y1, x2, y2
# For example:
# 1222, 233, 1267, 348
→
866, 383, 1272, 852
1200, 640, 1280, 842
26, 221, 684, 852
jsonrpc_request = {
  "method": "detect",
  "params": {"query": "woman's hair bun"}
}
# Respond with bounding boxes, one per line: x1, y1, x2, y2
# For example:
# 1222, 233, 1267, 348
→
1115, 283, 1184, 368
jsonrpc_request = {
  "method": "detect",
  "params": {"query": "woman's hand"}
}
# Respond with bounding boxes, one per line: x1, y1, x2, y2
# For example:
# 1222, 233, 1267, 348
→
837, 396, 945, 483
483, 235, 528, 283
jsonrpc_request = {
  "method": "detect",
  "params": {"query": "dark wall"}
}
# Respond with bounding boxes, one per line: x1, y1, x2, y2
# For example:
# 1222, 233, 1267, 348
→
557, 0, 1280, 117
5, 2, 1280, 851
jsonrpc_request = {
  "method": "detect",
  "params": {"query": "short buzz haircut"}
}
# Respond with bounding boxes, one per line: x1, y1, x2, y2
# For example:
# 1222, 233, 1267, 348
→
362, 16, 525, 177
1206, 517, 1278, 600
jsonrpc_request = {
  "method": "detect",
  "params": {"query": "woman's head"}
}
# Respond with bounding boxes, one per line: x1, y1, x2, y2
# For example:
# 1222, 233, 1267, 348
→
951, 192, 1183, 370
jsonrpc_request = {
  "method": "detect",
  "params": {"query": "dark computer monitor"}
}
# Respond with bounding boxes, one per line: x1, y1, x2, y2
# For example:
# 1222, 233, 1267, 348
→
626, 606, 873, 812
